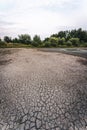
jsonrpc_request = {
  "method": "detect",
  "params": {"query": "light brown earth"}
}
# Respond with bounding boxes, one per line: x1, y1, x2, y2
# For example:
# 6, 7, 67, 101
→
0, 48, 87, 130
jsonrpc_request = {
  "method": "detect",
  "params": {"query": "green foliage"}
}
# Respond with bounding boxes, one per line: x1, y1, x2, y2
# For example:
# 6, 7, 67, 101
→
43, 37, 58, 47
58, 31, 66, 38
43, 37, 49, 42
1, 28, 87, 48
83, 43, 87, 47
66, 41, 72, 47
49, 37, 58, 47
18, 34, 31, 44
32, 41, 39, 47
49, 37, 58, 43
69, 38, 79, 46
4, 36, 12, 43
12, 38, 19, 43
0, 38, 6, 48
43, 41, 51, 47
0, 43, 32, 48
71, 28, 87, 42
80, 42, 87, 47
32, 35, 41, 47
51, 28, 87, 43
58, 38, 65, 45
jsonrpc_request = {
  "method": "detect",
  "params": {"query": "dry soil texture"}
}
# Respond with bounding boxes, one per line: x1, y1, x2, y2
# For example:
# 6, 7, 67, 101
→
0, 48, 87, 130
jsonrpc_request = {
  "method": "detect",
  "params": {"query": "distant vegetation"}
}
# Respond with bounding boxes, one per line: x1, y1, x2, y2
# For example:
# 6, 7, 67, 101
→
0, 28, 87, 48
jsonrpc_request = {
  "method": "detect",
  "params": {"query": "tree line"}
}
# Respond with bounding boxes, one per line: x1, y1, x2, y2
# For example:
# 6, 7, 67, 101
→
0, 28, 87, 47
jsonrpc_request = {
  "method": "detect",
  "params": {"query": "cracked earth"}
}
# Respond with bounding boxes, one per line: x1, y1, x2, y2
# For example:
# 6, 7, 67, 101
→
0, 48, 87, 130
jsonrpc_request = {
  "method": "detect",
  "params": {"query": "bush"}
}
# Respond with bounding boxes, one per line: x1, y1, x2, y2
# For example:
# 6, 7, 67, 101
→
32, 35, 41, 46
18, 34, 31, 44
66, 41, 72, 47
80, 42, 87, 47
50, 42, 57, 47
0, 40, 6, 47
43, 41, 51, 47
4, 36, 12, 43
58, 38, 65, 45
32, 41, 39, 47
49, 37, 58, 47
70, 38, 79, 46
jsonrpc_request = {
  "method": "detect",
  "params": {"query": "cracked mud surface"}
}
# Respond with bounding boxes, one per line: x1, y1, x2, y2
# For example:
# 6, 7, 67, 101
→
0, 48, 87, 130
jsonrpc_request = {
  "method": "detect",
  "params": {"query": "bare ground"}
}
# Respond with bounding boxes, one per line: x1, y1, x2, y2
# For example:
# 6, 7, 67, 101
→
0, 48, 87, 130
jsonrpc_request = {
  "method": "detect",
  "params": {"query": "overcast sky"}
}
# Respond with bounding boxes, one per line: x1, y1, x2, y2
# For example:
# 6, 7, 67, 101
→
0, 0, 87, 39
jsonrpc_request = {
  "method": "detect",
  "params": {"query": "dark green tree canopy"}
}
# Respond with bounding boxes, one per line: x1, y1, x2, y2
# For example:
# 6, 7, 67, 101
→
32, 35, 41, 46
18, 34, 31, 44
4, 36, 12, 43
51, 28, 87, 42
33, 35, 41, 43
13, 38, 19, 43
1, 28, 87, 47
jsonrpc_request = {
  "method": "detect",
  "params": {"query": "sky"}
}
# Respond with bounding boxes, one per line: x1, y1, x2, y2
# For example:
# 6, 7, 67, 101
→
0, 0, 87, 39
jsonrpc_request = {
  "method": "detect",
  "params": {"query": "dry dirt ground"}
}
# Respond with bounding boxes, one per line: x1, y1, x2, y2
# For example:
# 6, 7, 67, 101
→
0, 48, 87, 130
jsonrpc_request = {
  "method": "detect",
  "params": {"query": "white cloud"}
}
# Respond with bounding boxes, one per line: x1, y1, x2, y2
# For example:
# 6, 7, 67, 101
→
0, 0, 87, 39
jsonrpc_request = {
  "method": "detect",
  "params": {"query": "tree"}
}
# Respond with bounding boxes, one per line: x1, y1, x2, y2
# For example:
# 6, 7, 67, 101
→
18, 34, 31, 44
44, 41, 51, 47
4, 36, 12, 43
32, 35, 41, 46
68, 28, 87, 42
0, 38, 2, 43
58, 31, 68, 38
66, 41, 72, 47
49, 37, 58, 47
70, 29, 77, 38
77, 28, 87, 42
43, 37, 50, 42
0, 38, 6, 47
12, 38, 19, 43
70, 38, 79, 46
58, 38, 65, 45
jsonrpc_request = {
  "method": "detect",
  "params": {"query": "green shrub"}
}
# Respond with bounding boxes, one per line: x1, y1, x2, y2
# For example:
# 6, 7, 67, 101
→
32, 35, 41, 46
18, 34, 31, 44
0, 41, 7, 47
44, 41, 51, 47
58, 38, 65, 45
32, 42, 39, 47
80, 42, 87, 47
69, 38, 79, 46
66, 41, 72, 46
